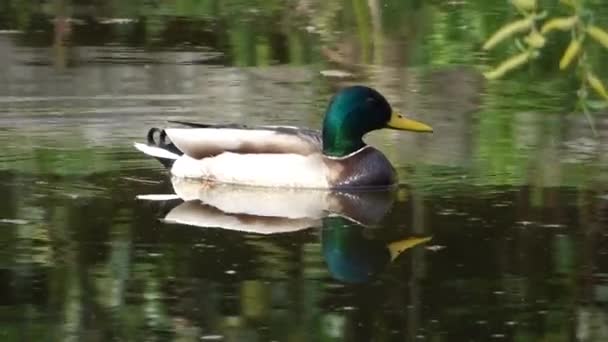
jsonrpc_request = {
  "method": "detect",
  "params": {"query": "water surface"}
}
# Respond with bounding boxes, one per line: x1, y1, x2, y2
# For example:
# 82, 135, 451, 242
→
0, 1, 607, 341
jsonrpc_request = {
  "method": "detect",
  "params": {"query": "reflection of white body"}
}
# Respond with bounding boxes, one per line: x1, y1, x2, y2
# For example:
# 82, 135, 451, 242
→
138, 178, 395, 234
164, 201, 320, 234
172, 178, 331, 219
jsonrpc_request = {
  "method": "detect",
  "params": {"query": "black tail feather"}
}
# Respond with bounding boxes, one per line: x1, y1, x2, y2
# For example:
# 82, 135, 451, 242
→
146, 127, 183, 169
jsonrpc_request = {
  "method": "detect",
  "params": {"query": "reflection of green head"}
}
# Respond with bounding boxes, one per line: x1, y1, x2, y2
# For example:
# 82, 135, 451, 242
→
322, 217, 431, 284
321, 217, 391, 284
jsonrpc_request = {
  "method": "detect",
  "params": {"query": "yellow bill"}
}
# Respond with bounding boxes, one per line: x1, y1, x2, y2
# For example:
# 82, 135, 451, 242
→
388, 236, 432, 261
387, 111, 433, 132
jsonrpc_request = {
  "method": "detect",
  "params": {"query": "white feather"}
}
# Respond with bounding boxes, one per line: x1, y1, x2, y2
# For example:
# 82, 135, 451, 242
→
134, 142, 179, 160
171, 152, 330, 188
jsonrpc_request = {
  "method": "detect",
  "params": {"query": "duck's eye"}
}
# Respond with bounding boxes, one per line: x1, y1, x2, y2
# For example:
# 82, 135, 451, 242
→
366, 97, 376, 104
397, 114, 403, 118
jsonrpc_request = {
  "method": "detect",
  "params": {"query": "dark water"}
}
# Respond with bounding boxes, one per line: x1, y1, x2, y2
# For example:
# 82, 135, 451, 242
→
1, 1, 608, 341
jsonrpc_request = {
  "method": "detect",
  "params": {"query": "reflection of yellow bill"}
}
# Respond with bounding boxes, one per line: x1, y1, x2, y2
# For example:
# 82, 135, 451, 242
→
388, 236, 432, 261
387, 111, 433, 132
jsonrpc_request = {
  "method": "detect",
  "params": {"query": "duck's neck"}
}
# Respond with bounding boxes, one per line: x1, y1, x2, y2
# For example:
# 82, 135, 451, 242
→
322, 116, 366, 157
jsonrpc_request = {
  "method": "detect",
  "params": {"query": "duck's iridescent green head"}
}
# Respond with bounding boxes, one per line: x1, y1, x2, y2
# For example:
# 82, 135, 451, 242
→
322, 86, 433, 157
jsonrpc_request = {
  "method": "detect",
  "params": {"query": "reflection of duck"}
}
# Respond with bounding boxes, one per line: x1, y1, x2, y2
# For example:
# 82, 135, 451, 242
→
160, 178, 395, 233
139, 179, 430, 283
135, 86, 432, 189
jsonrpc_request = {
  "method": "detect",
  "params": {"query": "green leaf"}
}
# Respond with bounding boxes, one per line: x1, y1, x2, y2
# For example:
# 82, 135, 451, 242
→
585, 100, 608, 110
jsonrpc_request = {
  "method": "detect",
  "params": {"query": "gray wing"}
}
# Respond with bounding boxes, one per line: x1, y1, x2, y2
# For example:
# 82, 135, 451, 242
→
162, 122, 322, 159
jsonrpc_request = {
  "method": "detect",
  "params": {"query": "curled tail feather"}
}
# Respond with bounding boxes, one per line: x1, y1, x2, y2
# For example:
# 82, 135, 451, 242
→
135, 128, 184, 169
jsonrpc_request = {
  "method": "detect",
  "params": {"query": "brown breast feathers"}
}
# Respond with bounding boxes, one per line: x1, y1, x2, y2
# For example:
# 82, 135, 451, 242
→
324, 147, 397, 190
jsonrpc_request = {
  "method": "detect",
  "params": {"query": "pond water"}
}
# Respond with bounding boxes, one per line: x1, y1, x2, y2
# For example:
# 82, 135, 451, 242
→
0, 0, 608, 341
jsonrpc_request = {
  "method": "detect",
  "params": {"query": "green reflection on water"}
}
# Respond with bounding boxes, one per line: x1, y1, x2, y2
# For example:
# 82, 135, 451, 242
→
0, 170, 605, 341
0, 0, 607, 341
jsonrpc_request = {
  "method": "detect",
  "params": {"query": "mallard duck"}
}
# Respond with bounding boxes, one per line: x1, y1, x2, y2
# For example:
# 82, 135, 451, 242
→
135, 85, 432, 189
